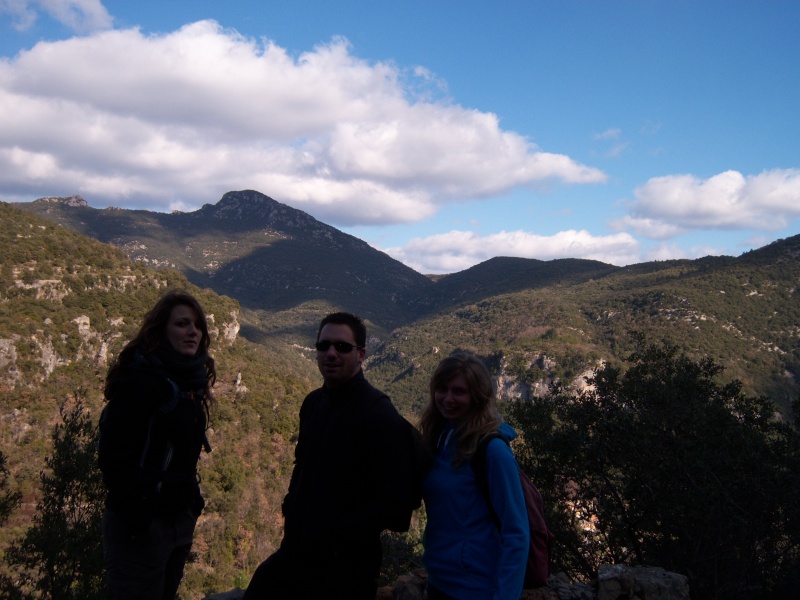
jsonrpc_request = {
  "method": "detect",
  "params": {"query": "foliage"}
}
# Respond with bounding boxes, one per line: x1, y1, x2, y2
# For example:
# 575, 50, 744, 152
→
2, 392, 105, 600
0, 450, 23, 596
5, 196, 800, 595
12, 194, 434, 331
0, 203, 317, 597
0, 451, 21, 529
379, 508, 426, 585
509, 339, 800, 599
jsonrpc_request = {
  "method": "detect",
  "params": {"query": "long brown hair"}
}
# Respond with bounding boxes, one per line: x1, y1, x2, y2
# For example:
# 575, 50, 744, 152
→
417, 352, 501, 466
105, 289, 216, 399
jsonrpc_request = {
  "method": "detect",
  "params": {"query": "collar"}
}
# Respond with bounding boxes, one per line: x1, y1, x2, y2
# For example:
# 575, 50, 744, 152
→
323, 368, 366, 399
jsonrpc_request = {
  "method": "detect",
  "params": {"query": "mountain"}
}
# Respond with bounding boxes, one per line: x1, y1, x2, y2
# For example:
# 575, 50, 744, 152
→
425, 255, 619, 310
12, 192, 800, 416
2, 196, 800, 597
0, 201, 317, 595
18, 191, 434, 336
367, 240, 800, 415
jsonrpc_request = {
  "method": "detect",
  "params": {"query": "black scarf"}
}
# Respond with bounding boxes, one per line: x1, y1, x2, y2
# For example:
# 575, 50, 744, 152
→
133, 340, 209, 392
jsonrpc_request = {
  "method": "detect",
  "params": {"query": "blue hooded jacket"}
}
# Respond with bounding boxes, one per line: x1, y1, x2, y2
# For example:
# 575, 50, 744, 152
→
422, 422, 529, 599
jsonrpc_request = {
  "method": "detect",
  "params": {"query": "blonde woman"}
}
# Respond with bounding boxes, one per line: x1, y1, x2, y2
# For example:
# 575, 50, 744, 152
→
418, 353, 528, 600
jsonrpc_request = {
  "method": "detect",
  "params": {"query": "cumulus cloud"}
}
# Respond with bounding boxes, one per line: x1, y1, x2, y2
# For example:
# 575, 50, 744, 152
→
385, 229, 640, 274
609, 215, 684, 240
1, 0, 111, 32
0, 19, 606, 225
622, 169, 800, 236
640, 242, 723, 263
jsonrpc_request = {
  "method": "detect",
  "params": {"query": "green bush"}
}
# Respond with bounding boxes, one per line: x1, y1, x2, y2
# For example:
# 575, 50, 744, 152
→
509, 339, 800, 599
2, 392, 105, 600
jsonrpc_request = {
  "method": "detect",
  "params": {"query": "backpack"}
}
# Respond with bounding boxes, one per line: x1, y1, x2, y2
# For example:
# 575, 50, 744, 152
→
472, 432, 554, 588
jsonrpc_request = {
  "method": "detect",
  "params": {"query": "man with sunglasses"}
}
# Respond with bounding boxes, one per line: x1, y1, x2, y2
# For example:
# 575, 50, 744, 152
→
243, 312, 419, 600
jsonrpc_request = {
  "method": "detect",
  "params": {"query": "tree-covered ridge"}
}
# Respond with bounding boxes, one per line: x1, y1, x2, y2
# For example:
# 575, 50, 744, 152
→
17, 191, 434, 330
368, 238, 800, 417
4, 195, 800, 597
13, 193, 800, 417
0, 202, 317, 597
0, 202, 241, 388
509, 340, 800, 599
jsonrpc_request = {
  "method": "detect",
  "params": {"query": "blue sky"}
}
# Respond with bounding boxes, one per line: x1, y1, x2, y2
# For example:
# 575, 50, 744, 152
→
1, 1, 799, 273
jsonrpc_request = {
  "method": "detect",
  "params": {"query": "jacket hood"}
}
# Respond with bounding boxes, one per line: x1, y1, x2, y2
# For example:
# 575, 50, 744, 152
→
497, 421, 517, 442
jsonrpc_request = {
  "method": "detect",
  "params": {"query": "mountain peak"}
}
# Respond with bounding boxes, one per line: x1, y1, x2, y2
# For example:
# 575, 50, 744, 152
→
33, 194, 88, 208
194, 189, 322, 232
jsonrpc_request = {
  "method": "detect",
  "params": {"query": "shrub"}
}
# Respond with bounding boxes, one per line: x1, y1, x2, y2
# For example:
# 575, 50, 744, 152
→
509, 339, 800, 599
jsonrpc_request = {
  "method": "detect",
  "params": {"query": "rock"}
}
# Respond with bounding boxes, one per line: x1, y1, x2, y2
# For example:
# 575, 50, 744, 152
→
393, 569, 427, 599
204, 565, 690, 600
597, 565, 689, 600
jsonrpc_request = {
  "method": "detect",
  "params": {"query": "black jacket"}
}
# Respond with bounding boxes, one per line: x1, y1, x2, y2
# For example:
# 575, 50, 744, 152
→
281, 370, 415, 565
98, 361, 207, 531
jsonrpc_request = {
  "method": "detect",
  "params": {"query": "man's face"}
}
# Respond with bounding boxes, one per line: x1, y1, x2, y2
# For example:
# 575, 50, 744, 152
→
316, 323, 365, 387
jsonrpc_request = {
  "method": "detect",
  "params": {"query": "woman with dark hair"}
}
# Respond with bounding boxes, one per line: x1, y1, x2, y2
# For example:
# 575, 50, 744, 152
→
99, 289, 216, 599
418, 352, 528, 599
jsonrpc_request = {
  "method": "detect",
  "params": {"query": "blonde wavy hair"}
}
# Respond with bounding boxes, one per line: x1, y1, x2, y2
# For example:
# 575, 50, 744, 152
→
417, 352, 501, 467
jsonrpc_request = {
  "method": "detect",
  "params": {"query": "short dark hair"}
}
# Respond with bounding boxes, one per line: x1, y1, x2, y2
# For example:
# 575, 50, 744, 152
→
317, 312, 367, 348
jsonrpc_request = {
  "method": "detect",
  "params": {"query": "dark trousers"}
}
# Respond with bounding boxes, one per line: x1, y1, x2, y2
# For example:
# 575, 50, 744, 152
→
243, 540, 379, 600
102, 507, 197, 600
425, 584, 457, 600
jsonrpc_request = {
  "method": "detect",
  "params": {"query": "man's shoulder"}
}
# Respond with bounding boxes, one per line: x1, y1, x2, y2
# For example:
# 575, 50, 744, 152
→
300, 376, 388, 405
359, 377, 391, 402
304, 385, 327, 400
338, 371, 390, 402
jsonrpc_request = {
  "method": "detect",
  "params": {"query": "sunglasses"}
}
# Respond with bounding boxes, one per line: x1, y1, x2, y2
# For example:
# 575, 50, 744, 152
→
315, 340, 362, 353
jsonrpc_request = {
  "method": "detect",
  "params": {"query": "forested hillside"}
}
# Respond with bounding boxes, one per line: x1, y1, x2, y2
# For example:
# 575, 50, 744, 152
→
4, 195, 800, 598
16, 193, 800, 418
17, 191, 434, 336
0, 202, 318, 596
367, 243, 800, 417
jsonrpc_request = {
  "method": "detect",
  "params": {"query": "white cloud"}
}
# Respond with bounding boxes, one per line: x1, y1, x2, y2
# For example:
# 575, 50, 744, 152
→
385, 229, 640, 274
603, 142, 629, 158
623, 169, 800, 237
609, 215, 685, 240
1, 0, 111, 32
641, 243, 689, 262
592, 128, 628, 158
0, 19, 606, 225
594, 128, 621, 141
640, 242, 723, 263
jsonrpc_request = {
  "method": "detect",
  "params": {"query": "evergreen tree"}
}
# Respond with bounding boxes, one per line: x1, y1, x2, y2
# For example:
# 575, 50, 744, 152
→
0, 450, 23, 596
0, 450, 21, 528
510, 339, 800, 600
3, 391, 105, 600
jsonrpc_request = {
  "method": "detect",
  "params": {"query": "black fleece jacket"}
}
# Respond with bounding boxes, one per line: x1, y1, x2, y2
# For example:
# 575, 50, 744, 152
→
98, 363, 207, 531
281, 370, 414, 564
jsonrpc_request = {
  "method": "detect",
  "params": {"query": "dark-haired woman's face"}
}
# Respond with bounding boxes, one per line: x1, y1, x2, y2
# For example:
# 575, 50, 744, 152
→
166, 305, 202, 356
434, 374, 471, 422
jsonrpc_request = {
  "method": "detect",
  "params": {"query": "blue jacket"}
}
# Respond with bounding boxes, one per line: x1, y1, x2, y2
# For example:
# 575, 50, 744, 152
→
422, 422, 529, 599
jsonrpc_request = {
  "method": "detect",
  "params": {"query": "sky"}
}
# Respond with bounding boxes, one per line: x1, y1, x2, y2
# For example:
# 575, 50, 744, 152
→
1, 1, 799, 274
